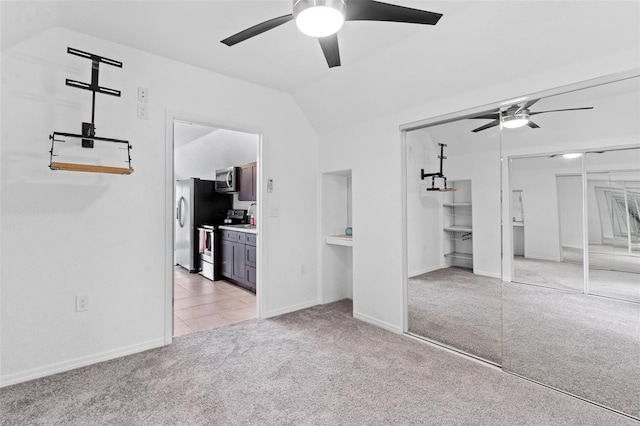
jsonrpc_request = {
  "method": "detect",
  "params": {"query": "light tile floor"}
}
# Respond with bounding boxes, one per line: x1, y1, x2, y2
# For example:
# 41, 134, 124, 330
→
174, 266, 256, 336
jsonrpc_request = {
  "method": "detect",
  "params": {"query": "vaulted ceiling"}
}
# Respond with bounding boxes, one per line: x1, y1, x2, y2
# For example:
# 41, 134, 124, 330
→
2, 1, 639, 133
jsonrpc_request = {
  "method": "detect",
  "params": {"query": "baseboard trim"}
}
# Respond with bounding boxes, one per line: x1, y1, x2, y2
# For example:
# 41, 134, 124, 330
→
353, 311, 402, 334
473, 270, 501, 279
525, 255, 561, 262
408, 264, 441, 278
264, 300, 318, 319
0, 338, 166, 388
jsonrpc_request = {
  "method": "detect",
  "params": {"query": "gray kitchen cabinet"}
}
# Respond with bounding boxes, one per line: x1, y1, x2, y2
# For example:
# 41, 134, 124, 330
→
220, 239, 233, 278
238, 161, 257, 201
220, 228, 256, 293
231, 242, 246, 283
245, 266, 256, 292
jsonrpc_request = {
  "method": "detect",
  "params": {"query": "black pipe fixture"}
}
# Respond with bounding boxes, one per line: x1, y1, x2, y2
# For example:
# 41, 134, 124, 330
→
49, 47, 133, 174
420, 143, 455, 192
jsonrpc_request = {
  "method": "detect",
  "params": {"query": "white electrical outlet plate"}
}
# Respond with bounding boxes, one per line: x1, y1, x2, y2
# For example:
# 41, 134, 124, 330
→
269, 208, 279, 217
267, 178, 274, 193
137, 87, 148, 102
76, 295, 89, 312
137, 103, 148, 120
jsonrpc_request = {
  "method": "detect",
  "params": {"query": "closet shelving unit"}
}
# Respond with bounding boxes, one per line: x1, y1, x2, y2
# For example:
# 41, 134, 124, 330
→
443, 180, 473, 269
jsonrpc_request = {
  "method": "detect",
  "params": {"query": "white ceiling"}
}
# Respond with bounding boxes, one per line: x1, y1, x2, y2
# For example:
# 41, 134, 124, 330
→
174, 124, 258, 181
2, 1, 639, 133
1, 0, 463, 93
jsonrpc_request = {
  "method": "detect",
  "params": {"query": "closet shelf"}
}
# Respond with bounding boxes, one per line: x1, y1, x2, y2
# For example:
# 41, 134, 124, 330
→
443, 203, 472, 207
443, 180, 473, 270
49, 162, 134, 175
444, 252, 473, 260
444, 225, 472, 233
324, 235, 353, 247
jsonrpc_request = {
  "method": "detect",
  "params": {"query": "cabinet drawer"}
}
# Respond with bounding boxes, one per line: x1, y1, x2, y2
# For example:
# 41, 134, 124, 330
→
237, 232, 246, 244
245, 233, 257, 246
222, 230, 238, 242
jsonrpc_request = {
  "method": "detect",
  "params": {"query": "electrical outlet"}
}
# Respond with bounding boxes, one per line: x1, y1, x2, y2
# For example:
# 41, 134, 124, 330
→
267, 178, 274, 193
76, 295, 89, 312
137, 87, 148, 102
137, 103, 148, 120
269, 208, 279, 217
300, 264, 307, 275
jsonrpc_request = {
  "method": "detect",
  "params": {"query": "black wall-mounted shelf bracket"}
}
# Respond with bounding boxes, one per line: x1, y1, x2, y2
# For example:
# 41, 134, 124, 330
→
420, 143, 453, 191
64, 47, 123, 148
49, 47, 133, 174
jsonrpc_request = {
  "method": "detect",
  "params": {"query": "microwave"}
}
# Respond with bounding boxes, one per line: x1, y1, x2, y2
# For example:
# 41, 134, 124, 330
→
215, 166, 238, 193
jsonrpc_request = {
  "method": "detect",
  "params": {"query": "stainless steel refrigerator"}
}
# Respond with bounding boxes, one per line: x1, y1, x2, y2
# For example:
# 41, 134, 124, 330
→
175, 178, 232, 272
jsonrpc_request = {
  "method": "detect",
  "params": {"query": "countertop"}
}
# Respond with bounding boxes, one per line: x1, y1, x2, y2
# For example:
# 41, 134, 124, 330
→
219, 224, 258, 234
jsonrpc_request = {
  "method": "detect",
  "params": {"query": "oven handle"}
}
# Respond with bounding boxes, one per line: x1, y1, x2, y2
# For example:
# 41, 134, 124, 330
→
225, 170, 232, 188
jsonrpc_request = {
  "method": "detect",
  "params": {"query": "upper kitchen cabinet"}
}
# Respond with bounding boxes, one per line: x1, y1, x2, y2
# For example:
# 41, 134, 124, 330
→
239, 161, 257, 201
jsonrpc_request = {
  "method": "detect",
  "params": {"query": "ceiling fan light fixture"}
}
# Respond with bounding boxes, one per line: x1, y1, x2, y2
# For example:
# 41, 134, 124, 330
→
502, 113, 529, 129
563, 153, 583, 159
293, 0, 346, 37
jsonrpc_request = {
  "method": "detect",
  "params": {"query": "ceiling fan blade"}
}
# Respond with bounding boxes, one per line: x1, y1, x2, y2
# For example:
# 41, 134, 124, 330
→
345, 0, 443, 25
527, 121, 540, 129
468, 113, 500, 120
318, 34, 341, 68
472, 120, 500, 133
515, 99, 539, 113
221, 14, 293, 46
529, 107, 594, 115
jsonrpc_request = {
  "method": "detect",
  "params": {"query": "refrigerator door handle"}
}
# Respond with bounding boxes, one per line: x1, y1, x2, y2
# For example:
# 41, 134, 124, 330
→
178, 196, 186, 228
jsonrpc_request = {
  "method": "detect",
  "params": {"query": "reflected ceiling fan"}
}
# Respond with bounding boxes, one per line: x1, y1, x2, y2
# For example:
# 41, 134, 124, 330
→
469, 100, 594, 133
221, 0, 443, 68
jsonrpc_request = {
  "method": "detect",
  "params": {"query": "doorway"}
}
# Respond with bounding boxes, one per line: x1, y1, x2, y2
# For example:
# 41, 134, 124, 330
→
169, 117, 261, 338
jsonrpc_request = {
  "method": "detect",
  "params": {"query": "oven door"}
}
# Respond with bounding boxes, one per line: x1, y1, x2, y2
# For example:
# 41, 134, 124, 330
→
200, 229, 214, 263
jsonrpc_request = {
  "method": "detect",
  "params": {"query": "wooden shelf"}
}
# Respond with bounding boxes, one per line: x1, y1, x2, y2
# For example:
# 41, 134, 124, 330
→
50, 162, 134, 175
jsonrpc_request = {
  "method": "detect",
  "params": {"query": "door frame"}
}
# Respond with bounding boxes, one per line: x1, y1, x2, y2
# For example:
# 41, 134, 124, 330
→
164, 110, 264, 345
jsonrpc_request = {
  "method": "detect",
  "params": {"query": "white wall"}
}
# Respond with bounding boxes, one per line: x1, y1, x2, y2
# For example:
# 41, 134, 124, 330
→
406, 129, 441, 277
0, 28, 319, 385
557, 175, 583, 250
510, 157, 583, 261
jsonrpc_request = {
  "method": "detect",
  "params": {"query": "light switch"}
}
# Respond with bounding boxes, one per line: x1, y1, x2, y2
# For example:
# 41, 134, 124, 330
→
138, 87, 148, 103
137, 103, 148, 120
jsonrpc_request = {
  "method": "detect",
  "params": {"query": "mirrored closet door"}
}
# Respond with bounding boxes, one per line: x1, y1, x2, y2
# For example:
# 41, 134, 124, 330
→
405, 113, 502, 365
501, 77, 640, 419
405, 72, 639, 420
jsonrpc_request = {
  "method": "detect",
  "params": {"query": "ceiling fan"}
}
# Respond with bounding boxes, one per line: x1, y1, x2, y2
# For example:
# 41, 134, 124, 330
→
220, 0, 443, 68
469, 100, 594, 133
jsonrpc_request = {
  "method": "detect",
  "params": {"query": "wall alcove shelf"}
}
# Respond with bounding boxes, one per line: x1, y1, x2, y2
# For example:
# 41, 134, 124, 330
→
49, 47, 133, 175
